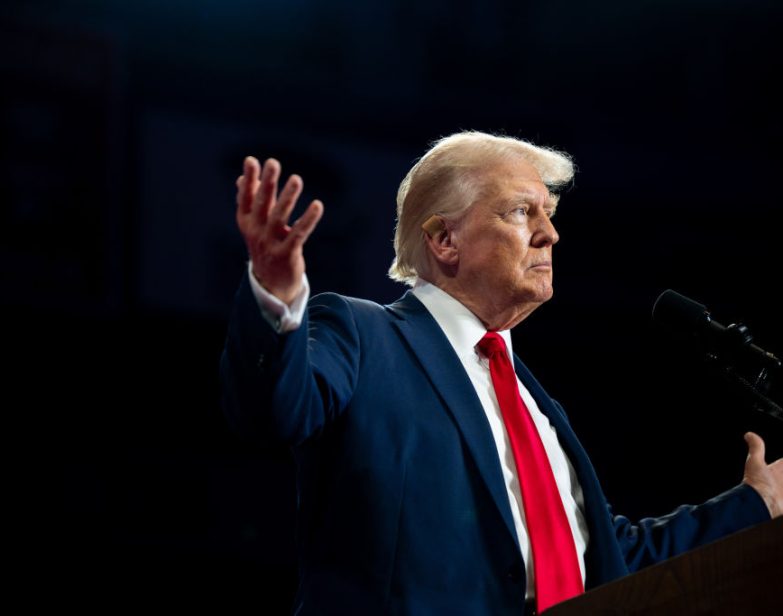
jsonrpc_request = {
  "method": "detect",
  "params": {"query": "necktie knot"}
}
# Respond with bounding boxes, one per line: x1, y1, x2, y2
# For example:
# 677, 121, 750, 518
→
477, 332, 506, 360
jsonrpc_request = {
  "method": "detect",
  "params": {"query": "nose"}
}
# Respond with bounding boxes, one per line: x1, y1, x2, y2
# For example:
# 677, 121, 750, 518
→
532, 213, 559, 247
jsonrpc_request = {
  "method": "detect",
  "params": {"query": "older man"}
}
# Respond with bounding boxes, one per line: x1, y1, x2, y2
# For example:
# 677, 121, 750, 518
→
220, 131, 781, 615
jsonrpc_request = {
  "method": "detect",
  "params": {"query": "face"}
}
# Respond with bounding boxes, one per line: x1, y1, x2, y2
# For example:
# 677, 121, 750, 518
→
449, 156, 560, 327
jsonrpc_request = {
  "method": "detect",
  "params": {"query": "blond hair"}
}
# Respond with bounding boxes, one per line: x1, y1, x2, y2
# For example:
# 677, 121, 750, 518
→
388, 131, 575, 286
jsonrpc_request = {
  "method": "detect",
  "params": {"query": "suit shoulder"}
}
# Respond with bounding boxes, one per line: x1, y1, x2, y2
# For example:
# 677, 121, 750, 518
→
310, 291, 398, 323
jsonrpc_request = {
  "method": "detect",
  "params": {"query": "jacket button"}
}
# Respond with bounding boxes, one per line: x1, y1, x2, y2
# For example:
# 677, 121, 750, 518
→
507, 563, 522, 583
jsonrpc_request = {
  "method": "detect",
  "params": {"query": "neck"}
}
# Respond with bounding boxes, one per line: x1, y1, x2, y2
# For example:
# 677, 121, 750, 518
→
419, 275, 539, 331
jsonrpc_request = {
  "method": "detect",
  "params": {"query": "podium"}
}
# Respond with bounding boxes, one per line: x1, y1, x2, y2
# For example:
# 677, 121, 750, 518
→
548, 517, 782, 615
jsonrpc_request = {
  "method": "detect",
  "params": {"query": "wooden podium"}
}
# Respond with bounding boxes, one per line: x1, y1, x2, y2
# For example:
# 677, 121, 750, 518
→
548, 517, 782, 615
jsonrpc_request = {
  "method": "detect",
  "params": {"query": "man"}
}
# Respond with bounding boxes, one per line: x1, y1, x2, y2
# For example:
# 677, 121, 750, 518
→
220, 131, 782, 615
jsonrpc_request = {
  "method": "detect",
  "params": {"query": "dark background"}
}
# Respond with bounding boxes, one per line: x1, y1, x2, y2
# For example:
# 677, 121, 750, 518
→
4, 0, 782, 612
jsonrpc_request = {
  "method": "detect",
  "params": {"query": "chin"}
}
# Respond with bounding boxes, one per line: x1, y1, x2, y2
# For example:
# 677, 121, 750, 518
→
529, 282, 554, 303
511, 287, 552, 311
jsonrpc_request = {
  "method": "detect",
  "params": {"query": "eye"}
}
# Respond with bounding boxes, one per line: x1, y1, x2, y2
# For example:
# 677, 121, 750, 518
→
506, 206, 527, 219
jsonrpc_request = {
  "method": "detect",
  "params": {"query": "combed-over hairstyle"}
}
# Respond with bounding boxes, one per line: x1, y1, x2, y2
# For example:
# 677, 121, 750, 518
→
388, 130, 574, 286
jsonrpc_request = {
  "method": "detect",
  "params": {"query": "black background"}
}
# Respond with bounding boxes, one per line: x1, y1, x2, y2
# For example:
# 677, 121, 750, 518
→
4, 1, 782, 612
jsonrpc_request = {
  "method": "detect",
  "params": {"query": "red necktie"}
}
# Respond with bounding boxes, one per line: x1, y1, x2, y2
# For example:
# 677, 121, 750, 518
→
477, 332, 584, 613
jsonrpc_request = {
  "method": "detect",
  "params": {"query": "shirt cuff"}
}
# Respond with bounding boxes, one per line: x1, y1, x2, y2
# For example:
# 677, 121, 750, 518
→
247, 261, 309, 333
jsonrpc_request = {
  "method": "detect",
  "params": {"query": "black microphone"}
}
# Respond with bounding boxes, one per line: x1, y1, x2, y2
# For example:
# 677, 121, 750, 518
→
652, 289, 781, 371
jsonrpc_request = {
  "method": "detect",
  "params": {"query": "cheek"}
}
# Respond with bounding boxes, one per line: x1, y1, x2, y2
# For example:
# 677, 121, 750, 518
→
461, 228, 529, 275
497, 231, 530, 264
488, 246, 527, 285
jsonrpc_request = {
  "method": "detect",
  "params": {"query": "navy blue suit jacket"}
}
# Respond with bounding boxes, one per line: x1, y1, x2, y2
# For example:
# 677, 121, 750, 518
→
220, 272, 769, 615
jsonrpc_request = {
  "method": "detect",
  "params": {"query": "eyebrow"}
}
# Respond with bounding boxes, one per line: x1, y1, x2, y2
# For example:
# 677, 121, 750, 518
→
502, 190, 553, 209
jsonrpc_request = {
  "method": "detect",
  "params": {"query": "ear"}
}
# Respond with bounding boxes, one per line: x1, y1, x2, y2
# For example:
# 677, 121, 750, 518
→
422, 215, 459, 266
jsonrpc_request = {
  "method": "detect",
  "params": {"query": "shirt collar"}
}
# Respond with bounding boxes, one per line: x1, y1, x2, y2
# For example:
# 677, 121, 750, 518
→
411, 278, 514, 361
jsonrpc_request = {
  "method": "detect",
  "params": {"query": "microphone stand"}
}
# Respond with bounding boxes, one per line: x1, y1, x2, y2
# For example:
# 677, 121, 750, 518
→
714, 362, 783, 423
702, 322, 783, 424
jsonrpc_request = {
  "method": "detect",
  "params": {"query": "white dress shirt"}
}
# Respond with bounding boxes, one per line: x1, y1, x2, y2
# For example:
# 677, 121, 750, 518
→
248, 263, 589, 598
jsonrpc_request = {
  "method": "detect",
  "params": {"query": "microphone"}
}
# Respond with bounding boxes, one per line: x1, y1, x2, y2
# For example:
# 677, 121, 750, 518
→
652, 289, 783, 421
652, 289, 781, 371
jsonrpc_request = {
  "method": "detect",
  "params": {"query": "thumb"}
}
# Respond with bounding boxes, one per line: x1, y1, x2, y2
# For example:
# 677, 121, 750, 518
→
744, 431, 766, 469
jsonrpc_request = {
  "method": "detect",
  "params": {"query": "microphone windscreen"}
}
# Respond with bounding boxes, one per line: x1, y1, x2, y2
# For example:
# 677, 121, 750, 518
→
652, 289, 710, 333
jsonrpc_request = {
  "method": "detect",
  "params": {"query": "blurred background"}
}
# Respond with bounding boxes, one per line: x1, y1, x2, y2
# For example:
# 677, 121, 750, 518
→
4, 0, 782, 611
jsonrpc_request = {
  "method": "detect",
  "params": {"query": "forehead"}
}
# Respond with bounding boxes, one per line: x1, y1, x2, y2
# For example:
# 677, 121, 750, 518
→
478, 156, 550, 203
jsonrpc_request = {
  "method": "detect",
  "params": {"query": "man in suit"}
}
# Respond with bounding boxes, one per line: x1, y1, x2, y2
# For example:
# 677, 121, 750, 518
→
220, 131, 782, 615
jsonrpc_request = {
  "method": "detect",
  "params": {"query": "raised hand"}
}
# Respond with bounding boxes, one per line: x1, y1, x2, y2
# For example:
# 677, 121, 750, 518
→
743, 431, 783, 518
236, 156, 324, 305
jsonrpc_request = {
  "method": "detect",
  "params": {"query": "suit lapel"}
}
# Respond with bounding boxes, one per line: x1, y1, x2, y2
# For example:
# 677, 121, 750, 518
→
512, 354, 602, 504
387, 292, 520, 550
512, 355, 581, 461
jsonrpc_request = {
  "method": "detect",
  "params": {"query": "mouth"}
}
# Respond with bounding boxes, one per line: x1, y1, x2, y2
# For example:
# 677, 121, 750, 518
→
528, 262, 552, 270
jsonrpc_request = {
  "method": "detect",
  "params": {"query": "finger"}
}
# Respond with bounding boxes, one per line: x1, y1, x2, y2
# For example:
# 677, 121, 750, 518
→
287, 200, 324, 249
236, 175, 245, 207
273, 174, 304, 226
252, 158, 281, 224
238, 156, 260, 215
745, 432, 766, 466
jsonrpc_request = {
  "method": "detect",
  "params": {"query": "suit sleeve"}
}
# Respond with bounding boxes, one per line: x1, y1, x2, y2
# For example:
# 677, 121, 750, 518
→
219, 272, 361, 446
548, 400, 770, 574
612, 482, 770, 571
